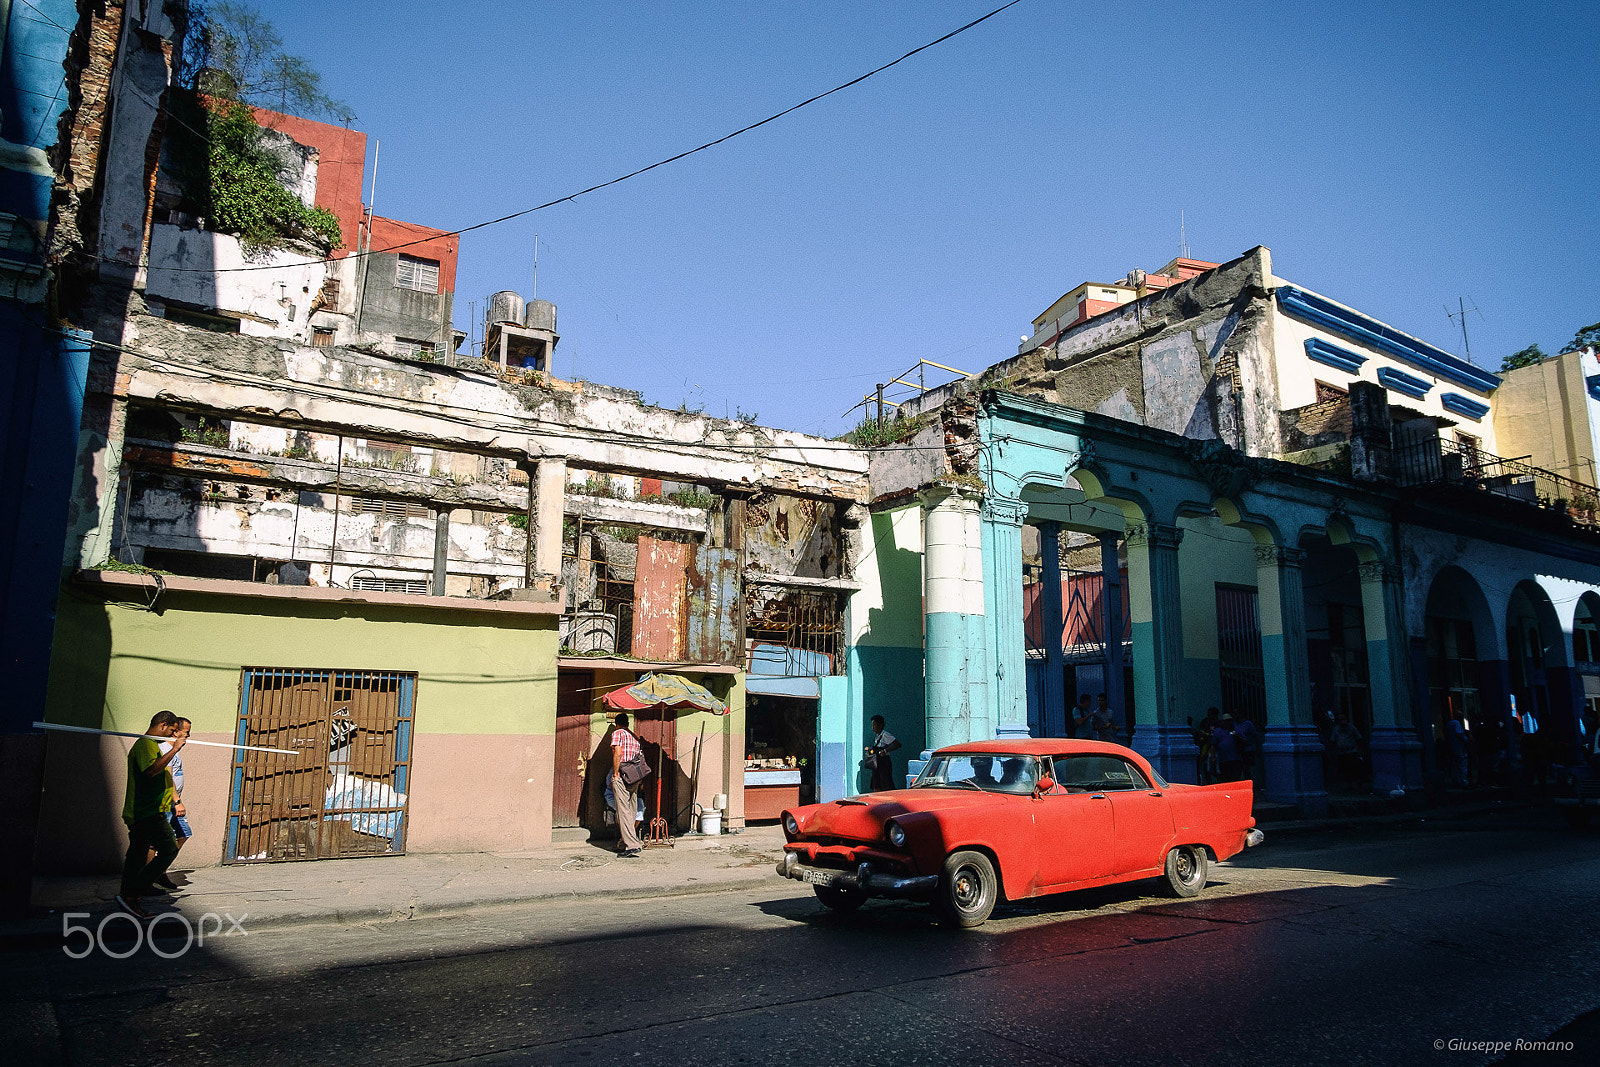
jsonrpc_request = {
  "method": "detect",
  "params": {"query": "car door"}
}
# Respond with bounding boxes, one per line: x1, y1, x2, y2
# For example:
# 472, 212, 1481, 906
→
1031, 755, 1115, 888
1100, 758, 1176, 875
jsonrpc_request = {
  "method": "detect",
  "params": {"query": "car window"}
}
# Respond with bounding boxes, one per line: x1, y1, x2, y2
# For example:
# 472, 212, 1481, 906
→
911, 754, 1040, 795
1052, 755, 1150, 792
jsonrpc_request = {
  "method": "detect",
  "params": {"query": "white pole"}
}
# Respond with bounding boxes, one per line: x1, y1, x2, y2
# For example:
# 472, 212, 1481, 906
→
33, 721, 301, 756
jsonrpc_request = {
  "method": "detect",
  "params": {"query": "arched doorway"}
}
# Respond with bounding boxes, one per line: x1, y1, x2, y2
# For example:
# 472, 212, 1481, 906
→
1301, 536, 1369, 787
1507, 579, 1574, 780
1574, 593, 1600, 748
1422, 567, 1498, 787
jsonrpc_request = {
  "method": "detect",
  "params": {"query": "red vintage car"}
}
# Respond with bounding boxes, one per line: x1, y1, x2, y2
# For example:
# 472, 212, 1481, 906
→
777, 739, 1263, 927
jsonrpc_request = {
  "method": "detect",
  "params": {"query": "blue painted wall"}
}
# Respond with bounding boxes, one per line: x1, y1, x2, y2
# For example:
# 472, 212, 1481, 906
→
1, 0, 86, 732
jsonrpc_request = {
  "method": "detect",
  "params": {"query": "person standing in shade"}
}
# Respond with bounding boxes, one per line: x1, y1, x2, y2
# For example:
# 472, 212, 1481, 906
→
1071, 694, 1093, 738
1092, 693, 1118, 743
868, 715, 902, 792
117, 710, 185, 918
609, 713, 644, 858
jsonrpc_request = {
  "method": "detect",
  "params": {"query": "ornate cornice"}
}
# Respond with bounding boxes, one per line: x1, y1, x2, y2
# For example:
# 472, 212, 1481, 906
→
1357, 560, 1400, 585
1125, 522, 1184, 550
1182, 438, 1267, 500
1255, 544, 1307, 568
981, 496, 1028, 526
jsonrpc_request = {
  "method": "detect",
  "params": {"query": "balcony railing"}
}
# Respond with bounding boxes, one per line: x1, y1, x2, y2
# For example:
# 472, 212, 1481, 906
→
1394, 436, 1600, 529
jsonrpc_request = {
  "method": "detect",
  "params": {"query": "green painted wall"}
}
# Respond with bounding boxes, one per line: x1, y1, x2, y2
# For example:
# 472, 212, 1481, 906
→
44, 589, 561, 738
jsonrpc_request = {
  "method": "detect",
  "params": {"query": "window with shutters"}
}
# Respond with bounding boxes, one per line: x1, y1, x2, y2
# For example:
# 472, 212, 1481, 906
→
396, 254, 440, 293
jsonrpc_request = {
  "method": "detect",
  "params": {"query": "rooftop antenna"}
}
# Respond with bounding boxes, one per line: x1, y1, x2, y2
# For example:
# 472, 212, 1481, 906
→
1179, 210, 1189, 260
532, 233, 538, 300
1445, 297, 1482, 364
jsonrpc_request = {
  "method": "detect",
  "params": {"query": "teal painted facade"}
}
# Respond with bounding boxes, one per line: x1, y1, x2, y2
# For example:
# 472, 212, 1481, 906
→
841, 390, 1437, 810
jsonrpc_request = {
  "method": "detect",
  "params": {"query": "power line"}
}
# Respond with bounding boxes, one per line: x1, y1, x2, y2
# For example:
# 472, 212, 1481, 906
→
129, 1, 1025, 274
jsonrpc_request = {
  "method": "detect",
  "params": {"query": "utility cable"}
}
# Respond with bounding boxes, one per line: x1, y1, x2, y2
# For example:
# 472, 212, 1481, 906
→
135, 1, 1025, 274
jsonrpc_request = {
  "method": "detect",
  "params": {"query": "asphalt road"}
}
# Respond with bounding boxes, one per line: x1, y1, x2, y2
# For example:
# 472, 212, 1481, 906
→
6, 808, 1597, 1067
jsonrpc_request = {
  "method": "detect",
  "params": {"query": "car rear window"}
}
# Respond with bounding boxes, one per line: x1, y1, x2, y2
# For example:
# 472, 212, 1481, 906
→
1052, 755, 1150, 791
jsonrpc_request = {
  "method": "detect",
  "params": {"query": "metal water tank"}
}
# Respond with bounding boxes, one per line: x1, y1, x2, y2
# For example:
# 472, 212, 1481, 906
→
487, 290, 524, 329
525, 299, 557, 333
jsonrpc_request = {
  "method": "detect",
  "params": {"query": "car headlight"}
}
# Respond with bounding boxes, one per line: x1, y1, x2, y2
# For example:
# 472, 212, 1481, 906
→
783, 812, 799, 837
886, 820, 906, 847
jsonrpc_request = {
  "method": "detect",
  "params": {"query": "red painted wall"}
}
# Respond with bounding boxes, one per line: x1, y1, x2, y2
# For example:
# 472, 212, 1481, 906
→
369, 216, 459, 293
250, 108, 366, 259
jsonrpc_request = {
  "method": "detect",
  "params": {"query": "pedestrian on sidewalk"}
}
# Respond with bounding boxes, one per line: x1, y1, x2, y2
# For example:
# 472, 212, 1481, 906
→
609, 713, 644, 858
867, 715, 901, 791
152, 717, 194, 888
118, 710, 186, 918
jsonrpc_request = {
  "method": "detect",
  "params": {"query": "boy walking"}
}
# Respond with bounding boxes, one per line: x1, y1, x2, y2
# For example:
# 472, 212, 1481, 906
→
117, 711, 186, 918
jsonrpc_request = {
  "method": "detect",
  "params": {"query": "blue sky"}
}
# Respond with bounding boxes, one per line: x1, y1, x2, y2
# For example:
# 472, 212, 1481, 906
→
267, 1, 1599, 437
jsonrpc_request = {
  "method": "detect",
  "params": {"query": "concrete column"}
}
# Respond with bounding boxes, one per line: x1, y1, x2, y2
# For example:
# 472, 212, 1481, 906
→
982, 497, 1029, 740
1257, 543, 1328, 812
431, 508, 450, 596
533, 457, 566, 577
1038, 521, 1067, 737
921, 487, 988, 754
1101, 532, 1126, 742
1127, 522, 1197, 782
1360, 560, 1423, 792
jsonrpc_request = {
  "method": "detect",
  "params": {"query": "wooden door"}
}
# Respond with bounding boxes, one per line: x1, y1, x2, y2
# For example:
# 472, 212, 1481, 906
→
553, 671, 593, 826
234, 670, 329, 861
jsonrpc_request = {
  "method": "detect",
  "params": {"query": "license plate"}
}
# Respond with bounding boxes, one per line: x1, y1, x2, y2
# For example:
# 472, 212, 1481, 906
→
802, 868, 841, 887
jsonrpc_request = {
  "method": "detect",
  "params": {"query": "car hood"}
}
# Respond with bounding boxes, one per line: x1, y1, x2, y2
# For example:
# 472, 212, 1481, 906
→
794, 788, 1015, 842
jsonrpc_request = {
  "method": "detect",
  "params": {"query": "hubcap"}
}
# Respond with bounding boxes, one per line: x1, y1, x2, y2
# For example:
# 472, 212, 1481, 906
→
953, 867, 981, 909
1175, 850, 1195, 881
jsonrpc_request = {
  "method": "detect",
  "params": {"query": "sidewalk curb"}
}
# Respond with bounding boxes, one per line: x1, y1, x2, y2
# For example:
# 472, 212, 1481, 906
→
3, 848, 788, 952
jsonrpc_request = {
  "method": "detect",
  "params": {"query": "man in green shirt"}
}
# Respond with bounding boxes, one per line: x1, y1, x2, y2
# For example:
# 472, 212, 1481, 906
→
117, 710, 186, 918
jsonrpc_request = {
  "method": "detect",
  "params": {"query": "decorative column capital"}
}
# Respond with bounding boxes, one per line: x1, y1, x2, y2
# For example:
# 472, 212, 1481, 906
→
1255, 544, 1306, 568
1125, 522, 1183, 550
1358, 560, 1401, 585
980, 495, 1028, 527
917, 483, 983, 511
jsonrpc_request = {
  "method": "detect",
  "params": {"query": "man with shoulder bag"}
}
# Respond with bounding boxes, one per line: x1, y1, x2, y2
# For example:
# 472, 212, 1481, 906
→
610, 713, 649, 857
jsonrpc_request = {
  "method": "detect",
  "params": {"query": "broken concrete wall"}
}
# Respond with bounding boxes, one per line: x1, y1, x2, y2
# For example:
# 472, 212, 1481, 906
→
145, 224, 331, 338
900, 249, 1281, 460
93, 2, 174, 281
743, 493, 844, 579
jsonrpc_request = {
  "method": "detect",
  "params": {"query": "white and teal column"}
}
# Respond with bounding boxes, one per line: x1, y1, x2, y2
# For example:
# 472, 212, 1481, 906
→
1127, 522, 1197, 782
922, 487, 990, 754
1256, 544, 1328, 812
982, 496, 1030, 740
1360, 560, 1423, 792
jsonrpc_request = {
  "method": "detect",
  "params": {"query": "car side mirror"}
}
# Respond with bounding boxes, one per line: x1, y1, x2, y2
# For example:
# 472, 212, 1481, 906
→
1034, 775, 1055, 796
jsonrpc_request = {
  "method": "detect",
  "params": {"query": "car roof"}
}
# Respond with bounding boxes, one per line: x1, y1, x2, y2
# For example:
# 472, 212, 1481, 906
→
935, 739, 1141, 758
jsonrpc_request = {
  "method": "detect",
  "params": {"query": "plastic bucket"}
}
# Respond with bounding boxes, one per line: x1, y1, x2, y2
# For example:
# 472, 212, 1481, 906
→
699, 810, 723, 836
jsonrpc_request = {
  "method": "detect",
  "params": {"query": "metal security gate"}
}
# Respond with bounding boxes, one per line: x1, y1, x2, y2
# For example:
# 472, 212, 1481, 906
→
1216, 586, 1268, 737
226, 668, 415, 863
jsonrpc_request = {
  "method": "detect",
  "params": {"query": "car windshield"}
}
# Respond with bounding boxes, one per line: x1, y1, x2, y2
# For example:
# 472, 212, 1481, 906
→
912, 754, 1040, 795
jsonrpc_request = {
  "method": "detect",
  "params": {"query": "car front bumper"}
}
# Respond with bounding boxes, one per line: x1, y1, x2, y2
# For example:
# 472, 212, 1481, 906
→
776, 850, 939, 898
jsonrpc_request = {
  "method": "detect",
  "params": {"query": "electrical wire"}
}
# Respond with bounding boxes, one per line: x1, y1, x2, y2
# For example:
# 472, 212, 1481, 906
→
119, 1, 1025, 275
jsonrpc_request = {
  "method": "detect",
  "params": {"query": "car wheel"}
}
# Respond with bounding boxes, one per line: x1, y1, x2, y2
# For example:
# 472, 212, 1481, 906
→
1162, 845, 1208, 897
934, 850, 998, 928
1563, 807, 1592, 830
814, 884, 866, 912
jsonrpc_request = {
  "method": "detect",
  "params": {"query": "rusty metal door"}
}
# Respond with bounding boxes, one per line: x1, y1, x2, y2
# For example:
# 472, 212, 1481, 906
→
553, 670, 593, 827
226, 668, 415, 863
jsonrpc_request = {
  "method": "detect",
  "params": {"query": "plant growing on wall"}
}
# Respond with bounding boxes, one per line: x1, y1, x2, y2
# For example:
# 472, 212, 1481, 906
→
167, 2, 350, 254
